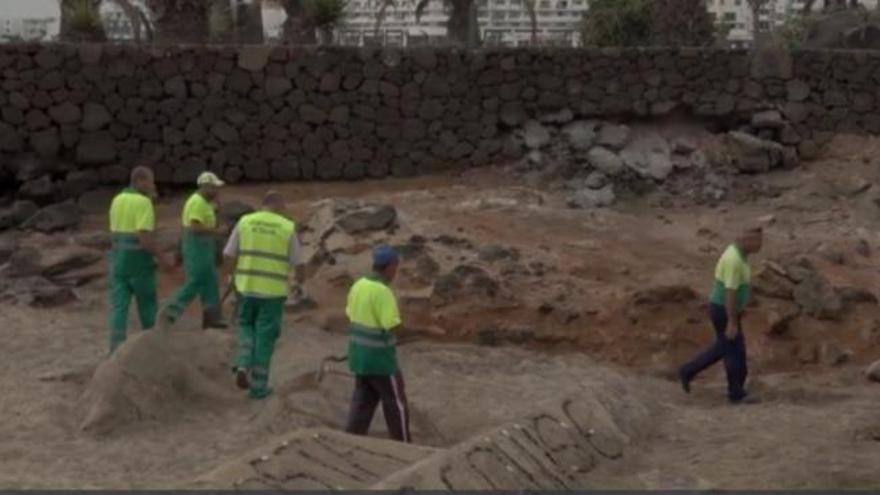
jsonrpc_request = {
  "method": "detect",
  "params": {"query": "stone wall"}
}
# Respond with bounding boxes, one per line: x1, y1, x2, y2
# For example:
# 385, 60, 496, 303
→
1, 43, 879, 200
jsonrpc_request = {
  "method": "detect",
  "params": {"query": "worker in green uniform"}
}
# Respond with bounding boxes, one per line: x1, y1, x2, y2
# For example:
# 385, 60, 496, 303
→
345, 245, 411, 443
680, 226, 764, 404
108, 166, 166, 353
159, 172, 228, 329
224, 190, 303, 399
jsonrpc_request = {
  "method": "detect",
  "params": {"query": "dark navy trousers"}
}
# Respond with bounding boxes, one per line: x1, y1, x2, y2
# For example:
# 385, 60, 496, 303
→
680, 303, 748, 401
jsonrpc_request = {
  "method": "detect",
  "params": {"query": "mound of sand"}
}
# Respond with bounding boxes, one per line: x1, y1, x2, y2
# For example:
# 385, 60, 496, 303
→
78, 326, 241, 435
372, 383, 654, 490
193, 427, 439, 490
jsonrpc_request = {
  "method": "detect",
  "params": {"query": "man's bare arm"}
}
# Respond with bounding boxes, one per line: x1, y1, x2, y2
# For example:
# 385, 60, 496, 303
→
725, 289, 738, 340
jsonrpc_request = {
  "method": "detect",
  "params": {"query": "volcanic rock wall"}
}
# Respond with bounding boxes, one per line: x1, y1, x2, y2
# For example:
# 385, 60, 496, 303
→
0, 44, 878, 199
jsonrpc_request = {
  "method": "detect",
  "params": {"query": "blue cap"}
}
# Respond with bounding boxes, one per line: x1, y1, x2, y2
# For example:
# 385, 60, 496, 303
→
372, 245, 399, 268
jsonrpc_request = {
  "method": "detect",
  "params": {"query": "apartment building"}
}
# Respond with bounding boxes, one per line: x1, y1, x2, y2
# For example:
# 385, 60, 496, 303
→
706, 0, 879, 46
0, 17, 55, 41
338, 0, 588, 47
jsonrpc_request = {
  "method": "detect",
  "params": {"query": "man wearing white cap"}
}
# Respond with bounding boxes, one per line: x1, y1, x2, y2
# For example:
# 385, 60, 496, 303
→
159, 171, 228, 329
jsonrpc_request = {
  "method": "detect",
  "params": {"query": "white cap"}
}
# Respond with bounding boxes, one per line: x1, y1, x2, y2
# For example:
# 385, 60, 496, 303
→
197, 171, 225, 187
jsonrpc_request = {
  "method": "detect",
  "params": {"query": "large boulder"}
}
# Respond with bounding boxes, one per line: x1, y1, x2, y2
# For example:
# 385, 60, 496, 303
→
0, 200, 38, 230
587, 146, 625, 176
21, 200, 81, 233
336, 204, 398, 235
562, 121, 598, 151
596, 124, 631, 150
521, 120, 551, 150
792, 269, 844, 321
726, 131, 785, 173
566, 185, 616, 209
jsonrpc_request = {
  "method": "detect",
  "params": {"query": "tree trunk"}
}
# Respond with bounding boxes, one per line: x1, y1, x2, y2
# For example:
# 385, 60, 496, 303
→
60, 0, 107, 42
154, 13, 210, 43
146, 1, 210, 43
446, 0, 471, 44
281, 0, 317, 43
236, 0, 265, 43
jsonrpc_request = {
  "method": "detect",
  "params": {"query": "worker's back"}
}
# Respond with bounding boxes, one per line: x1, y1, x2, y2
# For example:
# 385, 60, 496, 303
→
233, 210, 295, 299
108, 188, 155, 275
346, 275, 401, 376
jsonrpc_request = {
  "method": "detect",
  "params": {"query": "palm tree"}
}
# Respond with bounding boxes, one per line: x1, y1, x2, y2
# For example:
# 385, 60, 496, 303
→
415, 0, 480, 45
235, 0, 265, 43
278, 0, 317, 42
60, 0, 107, 41
144, 0, 210, 43
303, 0, 348, 43
108, 0, 154, 41
522, 0, 537, 44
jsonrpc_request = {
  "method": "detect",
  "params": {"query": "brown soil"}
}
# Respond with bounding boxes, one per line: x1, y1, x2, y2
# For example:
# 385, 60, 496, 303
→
2, 134, 880, 488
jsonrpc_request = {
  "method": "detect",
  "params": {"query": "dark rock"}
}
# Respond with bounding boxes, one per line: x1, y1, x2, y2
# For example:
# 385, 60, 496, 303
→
433, 265, 499, 302
566, 186, 615, 209
265, 76, 292, 98
786, 79, 810, 102
49, 102, 82, 125
76, 189, 116, 215
336, 205, 397, 234
793, 270, 844, 321
522, 120, 551, 149
76, 132, 117, 165
630, 285, 698, 305
563, 121, 597, 151
867, 360, 880, 382
19, 175, 55, 204
477, 245, 519, 263
839, 286, 878, 305
211, 121, 240, 143
270, 158, 300, 181
81, 103, 112, 131
30, 129, 60, 158
0, 237, 17, 264
218, 200, 255, 226
751, 110, 785, 129
597, 124, 630, 150
21, 200, 81, 233
0, 200, 38, 230
727, 131, 784, 173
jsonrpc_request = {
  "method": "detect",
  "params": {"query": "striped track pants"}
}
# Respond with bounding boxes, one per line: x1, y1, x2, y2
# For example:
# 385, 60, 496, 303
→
345, 373, 411, 443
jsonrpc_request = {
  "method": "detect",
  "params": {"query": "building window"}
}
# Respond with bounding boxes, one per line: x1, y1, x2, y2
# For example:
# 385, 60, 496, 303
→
722, 12, 736, 22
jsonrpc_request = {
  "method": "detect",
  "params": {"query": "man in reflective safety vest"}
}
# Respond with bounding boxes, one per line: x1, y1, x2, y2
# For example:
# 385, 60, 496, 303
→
344, 245, 410, 443
159, 172, 228, 329
108, 166, 165, 353
224, 190, 303, 399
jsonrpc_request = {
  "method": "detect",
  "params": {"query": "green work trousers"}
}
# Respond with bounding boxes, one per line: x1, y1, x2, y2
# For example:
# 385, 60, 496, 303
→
163, 232, 220, 324
109, 250, 157, 353
234, 296, 285, 399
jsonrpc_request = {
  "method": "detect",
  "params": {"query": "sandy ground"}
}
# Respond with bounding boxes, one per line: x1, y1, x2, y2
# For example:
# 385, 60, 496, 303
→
2, 135, 880, 488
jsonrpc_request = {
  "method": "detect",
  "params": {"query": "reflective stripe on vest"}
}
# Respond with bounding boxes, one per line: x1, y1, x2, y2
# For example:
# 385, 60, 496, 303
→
234, 211, 295, 298
349, 322, 397, 349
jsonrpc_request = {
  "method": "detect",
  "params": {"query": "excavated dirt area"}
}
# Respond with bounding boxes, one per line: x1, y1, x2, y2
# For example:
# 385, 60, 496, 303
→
2, 134, 880, 488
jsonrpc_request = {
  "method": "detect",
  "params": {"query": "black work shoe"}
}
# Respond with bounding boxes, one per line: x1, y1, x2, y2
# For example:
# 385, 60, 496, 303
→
202, 309, 229, 330
679, 370, 691, 394
730, 393, 760, 405
235, 369, 250, 390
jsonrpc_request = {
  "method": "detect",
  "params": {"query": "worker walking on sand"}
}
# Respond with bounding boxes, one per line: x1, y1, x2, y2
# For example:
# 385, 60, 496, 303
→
345, 246, 411, 443
679, 226, 764, 404
108, 166, 166, 353
225, 191, 303, 399
159, 172, 228, 329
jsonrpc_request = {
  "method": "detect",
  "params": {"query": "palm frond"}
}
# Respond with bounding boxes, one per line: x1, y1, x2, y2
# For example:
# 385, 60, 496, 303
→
414, 0, 431, 23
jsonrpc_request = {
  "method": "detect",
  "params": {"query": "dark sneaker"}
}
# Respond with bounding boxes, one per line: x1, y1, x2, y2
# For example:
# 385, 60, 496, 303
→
202, 309, 229, 330
679, 370, 691, 394
730, 393, 760, 405
235, 369, 250, 390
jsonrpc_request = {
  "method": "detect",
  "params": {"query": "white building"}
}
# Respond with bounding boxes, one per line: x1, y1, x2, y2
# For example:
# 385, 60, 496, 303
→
0, 17, 56, 41
338, 0, 588, 46
706, 0, 880, 47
